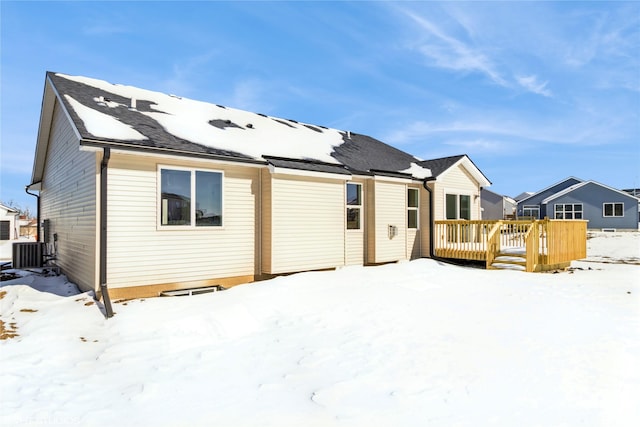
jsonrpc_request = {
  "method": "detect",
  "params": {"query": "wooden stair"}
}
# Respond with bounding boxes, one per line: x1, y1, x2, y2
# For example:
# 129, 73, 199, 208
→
489, 251, 527, 271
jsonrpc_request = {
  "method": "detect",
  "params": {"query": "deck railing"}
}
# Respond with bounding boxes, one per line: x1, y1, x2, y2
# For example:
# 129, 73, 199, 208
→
434, 219, 587, 272
541, 219, 587, 266
434, 220, 494, 261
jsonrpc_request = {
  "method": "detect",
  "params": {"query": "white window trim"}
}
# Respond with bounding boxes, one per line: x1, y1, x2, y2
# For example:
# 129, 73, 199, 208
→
157, 165, 225, 230
522, 205, 540, 219
346, 182, 363, 231
554, 203, 583, 220
444, 190, 473, 220
603, 202, 624, 218
408, 187, 419, 229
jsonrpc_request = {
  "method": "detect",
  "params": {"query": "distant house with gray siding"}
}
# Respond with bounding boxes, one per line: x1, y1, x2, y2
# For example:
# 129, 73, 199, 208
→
481, 188, 516, 220
517, 177, 639, 230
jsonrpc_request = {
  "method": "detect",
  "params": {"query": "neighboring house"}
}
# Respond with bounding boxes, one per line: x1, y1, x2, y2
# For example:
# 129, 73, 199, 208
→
418, 155, 491, 221
480, 188, 516, 220
0, 204, 19, 260
513, 191, 534, 202
18, 217, 37, 238
622, 188, 640, 197
28, 72, 491, 299
516, 177, 583, 219
517, 177, 639, 230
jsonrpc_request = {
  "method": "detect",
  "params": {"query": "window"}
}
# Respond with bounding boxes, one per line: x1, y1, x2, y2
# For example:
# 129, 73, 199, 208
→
446, 194, 457, 220
407, 188, 419, 229
446, 193, 471, 220
555, 203, 583, 220
0, 221, 10, 240
459, 195, 471, 220
160, 167, 223, 227
522, 205, 540, 219
603, 202, 624, 217
346, 183, 362, 230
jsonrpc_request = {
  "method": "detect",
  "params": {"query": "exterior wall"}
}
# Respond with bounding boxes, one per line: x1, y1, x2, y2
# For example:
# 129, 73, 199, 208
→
261, 169, 272, 274
368, 179, 407, 263
266, 174, 345, 274
39, 102, 98, 292
406, 184, 422, 260
431, 164, 482, 220
345, 178, 366, 266
106, 153, 259, 289
366, 180, 376, 262
517, 178, 581, 218
419, 186, 431, 258
547, 183, 639, 230
481, 188, 504, 220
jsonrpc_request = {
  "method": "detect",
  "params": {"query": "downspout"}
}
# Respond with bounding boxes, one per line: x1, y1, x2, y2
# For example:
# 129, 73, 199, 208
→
100, 147, 114, 318
423, 178, 435, 258
25, 185, 41, 242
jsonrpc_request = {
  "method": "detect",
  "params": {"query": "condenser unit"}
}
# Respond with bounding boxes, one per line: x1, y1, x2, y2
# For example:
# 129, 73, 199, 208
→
12, 242, 44, 269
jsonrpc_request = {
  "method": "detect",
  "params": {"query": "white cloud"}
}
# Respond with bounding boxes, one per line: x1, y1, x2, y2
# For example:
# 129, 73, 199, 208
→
383, 112, 625, 148
400, 9, 507, 86
443, 138, 512, 153
516, 75, 552, 97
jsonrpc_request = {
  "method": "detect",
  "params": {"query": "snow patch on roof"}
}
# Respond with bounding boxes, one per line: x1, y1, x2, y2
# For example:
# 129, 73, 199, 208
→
65, 95, 148, 141
400, 163, 431, 179
59, 74, 345, 164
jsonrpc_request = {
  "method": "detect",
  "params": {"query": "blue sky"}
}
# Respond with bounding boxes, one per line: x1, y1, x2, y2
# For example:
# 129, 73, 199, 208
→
1, 1, 639, 213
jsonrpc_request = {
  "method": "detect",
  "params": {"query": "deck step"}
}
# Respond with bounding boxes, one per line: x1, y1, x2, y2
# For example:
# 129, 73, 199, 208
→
491, 263, 526, 271
491, 252, 527, 271
494, 255, 526, 264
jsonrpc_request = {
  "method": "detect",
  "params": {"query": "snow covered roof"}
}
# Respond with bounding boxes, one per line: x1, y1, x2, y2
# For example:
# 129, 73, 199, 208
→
47, 72, 431, 179
0, 204, 19, 214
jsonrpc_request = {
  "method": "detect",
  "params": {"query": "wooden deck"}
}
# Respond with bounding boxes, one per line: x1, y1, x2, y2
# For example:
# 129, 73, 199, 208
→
434, 219, 587, 272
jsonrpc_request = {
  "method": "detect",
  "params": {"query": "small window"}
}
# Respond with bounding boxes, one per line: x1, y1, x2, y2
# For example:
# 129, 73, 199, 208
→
346, 183, 362, 230
459, 195, 471, 220
408, 188, 419, 229
555, 203, 583, 220
0, 221, 10, 240
603, 202, 624, 217
161, 169, 191, 225
522, 205, 540, 219
160, 167, 223, 227
446, 194, 458, 220
446, 193, 471, 220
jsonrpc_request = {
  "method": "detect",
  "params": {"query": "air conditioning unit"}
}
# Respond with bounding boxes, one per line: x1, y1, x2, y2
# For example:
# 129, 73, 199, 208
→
12, 242, 44, 269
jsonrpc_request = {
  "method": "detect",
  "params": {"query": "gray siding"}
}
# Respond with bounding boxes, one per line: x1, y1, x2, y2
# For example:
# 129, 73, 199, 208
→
481, 188, 503, 220
548, 182, 638, 230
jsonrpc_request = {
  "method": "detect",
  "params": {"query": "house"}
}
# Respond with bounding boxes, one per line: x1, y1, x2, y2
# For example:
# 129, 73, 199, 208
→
480, 188, 516, 220
622, 189, 640, 229
417, 155, 491, 221
27, 72, 491, 302
0, 204, 19, 260
513, 191, 534, 202
516, 177, 639, 230
18, 217, 37, 238
622, 188, 640, 198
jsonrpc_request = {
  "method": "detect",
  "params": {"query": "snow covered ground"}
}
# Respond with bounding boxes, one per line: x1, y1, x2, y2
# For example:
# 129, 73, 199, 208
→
1, 232, 639, 426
